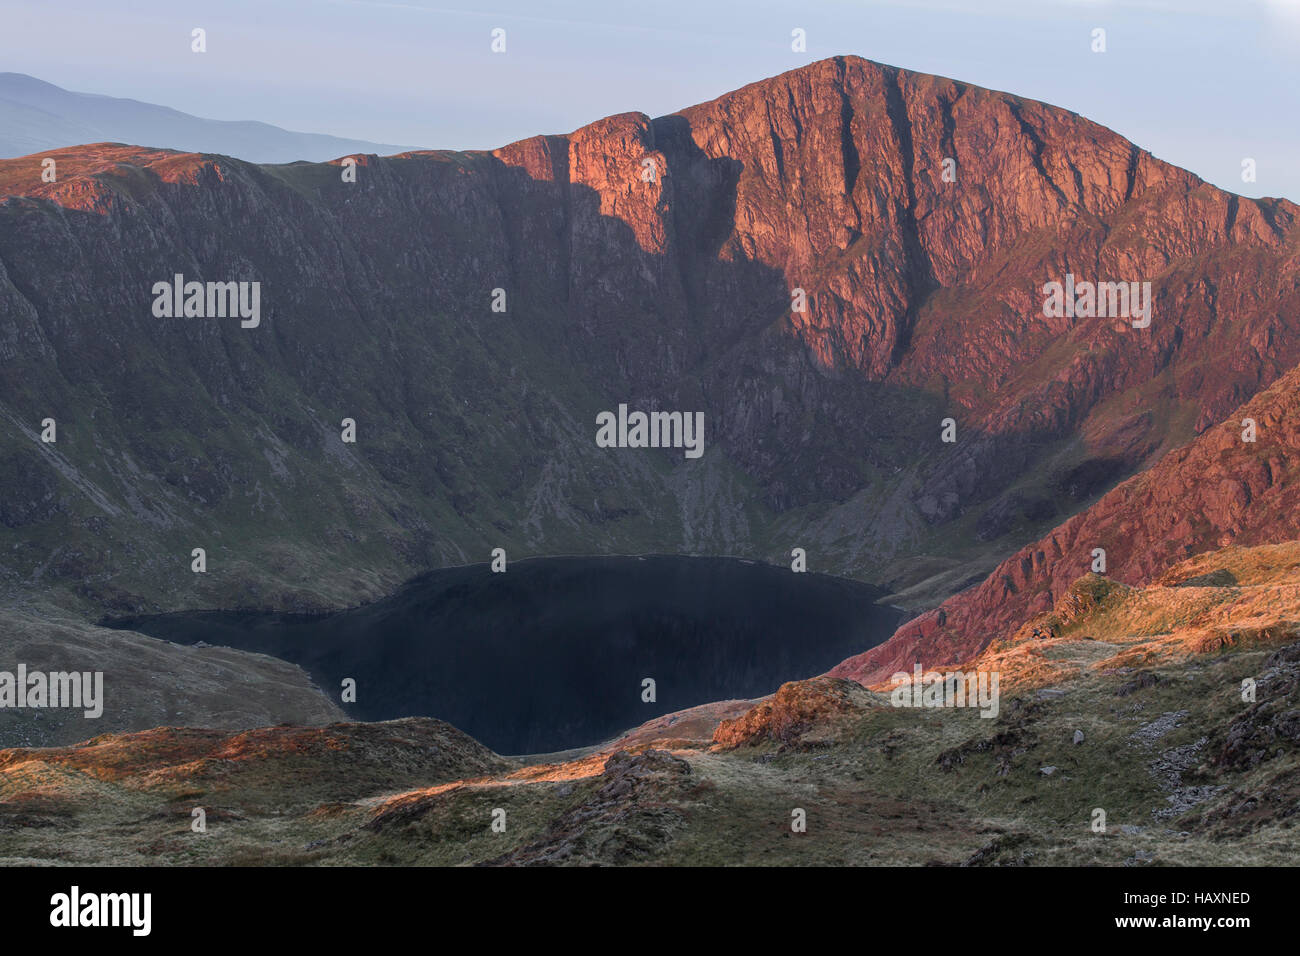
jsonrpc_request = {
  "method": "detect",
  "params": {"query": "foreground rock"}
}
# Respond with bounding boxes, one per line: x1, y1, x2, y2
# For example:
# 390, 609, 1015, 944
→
712, 677, 880, 750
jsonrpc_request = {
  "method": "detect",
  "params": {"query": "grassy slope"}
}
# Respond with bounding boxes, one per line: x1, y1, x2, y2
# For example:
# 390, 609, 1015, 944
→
3, 540, 1296, 866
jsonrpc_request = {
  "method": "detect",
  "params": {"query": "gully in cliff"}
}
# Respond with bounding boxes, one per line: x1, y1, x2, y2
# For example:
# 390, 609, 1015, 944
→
151, 273, 262, 328
596, 404, 705, 459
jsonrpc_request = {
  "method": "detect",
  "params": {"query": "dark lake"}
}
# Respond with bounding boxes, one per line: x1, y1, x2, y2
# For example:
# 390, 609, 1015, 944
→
104, 555, 903, 755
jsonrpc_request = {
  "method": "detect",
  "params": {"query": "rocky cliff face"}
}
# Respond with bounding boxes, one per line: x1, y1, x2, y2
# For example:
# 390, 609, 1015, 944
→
1, 56, 1298, 616
834, 363, 1300, 685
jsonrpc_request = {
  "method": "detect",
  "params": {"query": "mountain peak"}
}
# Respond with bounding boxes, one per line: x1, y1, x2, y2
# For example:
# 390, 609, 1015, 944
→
2, 60, 1299, 671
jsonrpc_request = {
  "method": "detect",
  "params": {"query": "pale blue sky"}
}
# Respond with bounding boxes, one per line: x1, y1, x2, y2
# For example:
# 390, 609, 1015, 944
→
2, 0, 1297, 200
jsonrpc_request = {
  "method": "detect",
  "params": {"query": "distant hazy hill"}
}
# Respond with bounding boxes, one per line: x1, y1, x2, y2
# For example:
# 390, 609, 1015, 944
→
0, 72, 415, 162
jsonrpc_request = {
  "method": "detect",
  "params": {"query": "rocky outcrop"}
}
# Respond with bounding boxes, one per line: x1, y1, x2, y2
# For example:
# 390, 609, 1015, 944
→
835, 364, 1300, 685
484, 749, 694, 865
1215, 642, 1300, 771
712, 676, 879, 749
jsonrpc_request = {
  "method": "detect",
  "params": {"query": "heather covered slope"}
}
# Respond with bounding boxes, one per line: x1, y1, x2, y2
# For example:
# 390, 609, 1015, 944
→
2, 56, 1299, 621
3, 542, 1297, 866
835, 362, 1300, 686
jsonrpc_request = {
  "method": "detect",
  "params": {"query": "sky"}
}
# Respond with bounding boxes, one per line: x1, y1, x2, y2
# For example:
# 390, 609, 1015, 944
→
1, 0, 1297, 200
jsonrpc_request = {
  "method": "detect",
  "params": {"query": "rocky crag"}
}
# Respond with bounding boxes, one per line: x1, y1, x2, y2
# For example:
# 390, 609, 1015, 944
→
2, 56, 1297, 627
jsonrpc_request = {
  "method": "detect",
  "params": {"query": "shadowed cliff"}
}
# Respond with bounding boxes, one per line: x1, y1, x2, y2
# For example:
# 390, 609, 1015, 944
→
1, 55, 1297, 645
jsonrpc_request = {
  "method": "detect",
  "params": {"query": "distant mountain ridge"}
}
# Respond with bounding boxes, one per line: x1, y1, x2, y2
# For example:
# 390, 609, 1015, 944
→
0, 72, 414, 163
